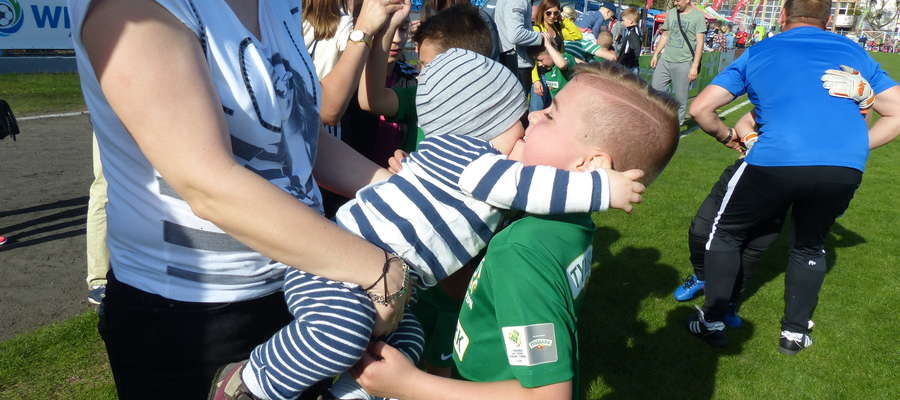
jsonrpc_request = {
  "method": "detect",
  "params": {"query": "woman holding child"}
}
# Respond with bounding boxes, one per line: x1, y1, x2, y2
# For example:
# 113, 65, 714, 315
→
69, 0, 411, 398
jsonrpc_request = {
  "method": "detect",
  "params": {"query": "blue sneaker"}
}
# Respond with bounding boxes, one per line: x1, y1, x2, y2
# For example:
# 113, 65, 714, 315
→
724, 304, 743, 328
674, 274, 705, 302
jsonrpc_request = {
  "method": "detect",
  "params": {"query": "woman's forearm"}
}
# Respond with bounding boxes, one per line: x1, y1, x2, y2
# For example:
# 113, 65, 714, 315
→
358, 25, 399, 116
314, 130, 393, 196
319, 41, 371, 126
185, 162, 388, 286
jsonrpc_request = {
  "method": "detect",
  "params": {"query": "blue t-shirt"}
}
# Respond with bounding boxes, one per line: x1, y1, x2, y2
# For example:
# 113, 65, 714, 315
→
711, 27, 896, 172
574, 11, 600, 29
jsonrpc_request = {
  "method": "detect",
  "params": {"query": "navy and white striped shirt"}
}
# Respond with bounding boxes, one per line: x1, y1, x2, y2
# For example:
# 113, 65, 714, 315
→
336, 134, 610, 288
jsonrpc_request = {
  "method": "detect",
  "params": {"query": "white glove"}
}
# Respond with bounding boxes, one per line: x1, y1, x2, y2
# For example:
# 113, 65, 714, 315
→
821, 65, 875, 109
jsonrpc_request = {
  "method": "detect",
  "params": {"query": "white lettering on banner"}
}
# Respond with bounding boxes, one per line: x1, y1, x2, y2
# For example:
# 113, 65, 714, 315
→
0, 0, 73, 50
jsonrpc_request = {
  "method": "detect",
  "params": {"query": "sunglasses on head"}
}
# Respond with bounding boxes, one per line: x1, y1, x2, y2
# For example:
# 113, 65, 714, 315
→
545, 10, 560, 16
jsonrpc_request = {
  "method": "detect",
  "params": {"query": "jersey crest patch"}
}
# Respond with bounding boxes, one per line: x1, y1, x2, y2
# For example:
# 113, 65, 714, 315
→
501, 323, 558, 366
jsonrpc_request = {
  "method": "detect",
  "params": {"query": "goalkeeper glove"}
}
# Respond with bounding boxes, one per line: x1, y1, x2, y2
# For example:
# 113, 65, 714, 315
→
821, 65, 875, 111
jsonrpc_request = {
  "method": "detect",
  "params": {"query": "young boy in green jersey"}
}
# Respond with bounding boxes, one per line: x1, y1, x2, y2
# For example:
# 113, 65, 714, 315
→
564, 31, 618, 63
529, 32, 576, 99
351, 63, 680, 400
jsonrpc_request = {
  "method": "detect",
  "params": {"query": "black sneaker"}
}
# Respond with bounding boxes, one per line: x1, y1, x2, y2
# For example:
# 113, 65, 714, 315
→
778, 330, 813, 355
687, 306, 727, 347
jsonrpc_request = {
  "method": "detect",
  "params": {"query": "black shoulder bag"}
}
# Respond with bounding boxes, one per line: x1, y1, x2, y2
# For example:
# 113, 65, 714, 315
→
0, 100, 19, 141
676, 10, 702, 73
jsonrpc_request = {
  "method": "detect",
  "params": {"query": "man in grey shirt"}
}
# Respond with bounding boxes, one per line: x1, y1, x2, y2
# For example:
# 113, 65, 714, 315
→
493, 0, 542, 92
650, 0, 706, 126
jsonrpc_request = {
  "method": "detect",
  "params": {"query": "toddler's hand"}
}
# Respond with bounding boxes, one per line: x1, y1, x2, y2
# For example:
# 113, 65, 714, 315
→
387, 149, 407, 174
607, 168, 645, 213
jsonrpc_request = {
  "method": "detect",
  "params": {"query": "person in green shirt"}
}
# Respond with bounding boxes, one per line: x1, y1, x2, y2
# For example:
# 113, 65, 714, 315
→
350, 62, 682, 400
529, 31, 576, 102
649, 0, 706, 126
359, 4, 493, 153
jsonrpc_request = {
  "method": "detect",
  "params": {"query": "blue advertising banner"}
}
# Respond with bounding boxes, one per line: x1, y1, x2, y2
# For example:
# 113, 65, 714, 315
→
0, 0, 72, 50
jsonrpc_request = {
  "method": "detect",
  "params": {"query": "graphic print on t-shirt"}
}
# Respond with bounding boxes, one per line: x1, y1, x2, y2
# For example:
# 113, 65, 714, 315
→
230, 36, 322, 211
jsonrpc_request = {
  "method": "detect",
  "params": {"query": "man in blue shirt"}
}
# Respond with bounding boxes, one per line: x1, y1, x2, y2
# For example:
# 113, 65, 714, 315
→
574, 2, 617, 38
687, 0, 900, 355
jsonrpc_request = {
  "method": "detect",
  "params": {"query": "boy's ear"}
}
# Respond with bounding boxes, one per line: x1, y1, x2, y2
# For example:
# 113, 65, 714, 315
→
577, 152, 613, 171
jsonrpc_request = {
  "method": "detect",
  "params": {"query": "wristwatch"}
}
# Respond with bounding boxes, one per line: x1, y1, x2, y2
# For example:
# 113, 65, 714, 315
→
348, 29, 373, 48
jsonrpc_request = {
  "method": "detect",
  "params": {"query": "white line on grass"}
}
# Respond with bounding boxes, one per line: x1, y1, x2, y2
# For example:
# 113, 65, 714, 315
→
18, 111, 90, 121
680, 99, 752, 138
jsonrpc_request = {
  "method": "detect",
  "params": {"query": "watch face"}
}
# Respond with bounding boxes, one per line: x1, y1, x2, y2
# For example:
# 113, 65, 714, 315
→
350, 30, 364, 42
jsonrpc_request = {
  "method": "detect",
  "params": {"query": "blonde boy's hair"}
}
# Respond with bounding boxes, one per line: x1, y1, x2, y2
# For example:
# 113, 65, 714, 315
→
571, 63, 679, 184
562, 6, 577, 20
597, 31, 614, 49
621, 8, 639, 22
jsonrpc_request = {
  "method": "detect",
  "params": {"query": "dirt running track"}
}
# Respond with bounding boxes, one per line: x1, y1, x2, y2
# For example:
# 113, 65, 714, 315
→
0, 115, 94, 342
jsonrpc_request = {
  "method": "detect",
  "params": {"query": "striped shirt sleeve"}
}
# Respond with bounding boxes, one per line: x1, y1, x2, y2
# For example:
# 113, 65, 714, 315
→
457, 153, 610, 214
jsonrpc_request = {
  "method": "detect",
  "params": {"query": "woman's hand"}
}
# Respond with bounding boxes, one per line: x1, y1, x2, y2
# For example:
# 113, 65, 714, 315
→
386, 0, 411, 34
370, 256, 412, 336
409, 19, 421, 35
355, 0, 406, 35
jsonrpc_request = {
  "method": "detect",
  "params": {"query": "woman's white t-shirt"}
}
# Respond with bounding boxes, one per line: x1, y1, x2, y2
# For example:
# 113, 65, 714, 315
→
302, 12, 354, 79
69, 0, 322, 302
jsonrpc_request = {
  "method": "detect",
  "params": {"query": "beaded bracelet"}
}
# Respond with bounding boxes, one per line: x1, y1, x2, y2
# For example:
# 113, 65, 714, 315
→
363, 252, 410, 306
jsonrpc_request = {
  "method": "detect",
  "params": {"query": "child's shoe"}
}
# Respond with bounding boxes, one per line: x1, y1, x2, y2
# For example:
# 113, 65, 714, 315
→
208, 360, 261, 400
673, 274, 705, 301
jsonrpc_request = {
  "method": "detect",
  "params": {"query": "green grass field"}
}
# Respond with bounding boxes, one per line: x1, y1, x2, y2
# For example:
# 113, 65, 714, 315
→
0, 73, 84, 116
2, 54, 899, 399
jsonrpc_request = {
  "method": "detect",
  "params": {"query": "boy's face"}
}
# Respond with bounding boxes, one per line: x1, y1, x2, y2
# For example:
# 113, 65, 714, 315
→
597, 34, 613, 49
623, 16, 637, 27
509, 76, 602, 170
417, 39, 443, 71
535, 51, 555, 68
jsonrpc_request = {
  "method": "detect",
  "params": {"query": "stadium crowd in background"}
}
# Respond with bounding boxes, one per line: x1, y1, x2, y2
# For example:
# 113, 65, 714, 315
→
61, 0, 900, 399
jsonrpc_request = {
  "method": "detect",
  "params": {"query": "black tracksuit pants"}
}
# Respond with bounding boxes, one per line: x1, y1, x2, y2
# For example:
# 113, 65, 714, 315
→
688, 159, 786, 310
701, 163, 861, 333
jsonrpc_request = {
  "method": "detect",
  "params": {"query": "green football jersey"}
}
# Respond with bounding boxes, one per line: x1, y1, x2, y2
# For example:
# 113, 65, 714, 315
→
453, 214, 595, 398
543, 53, 576, 98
